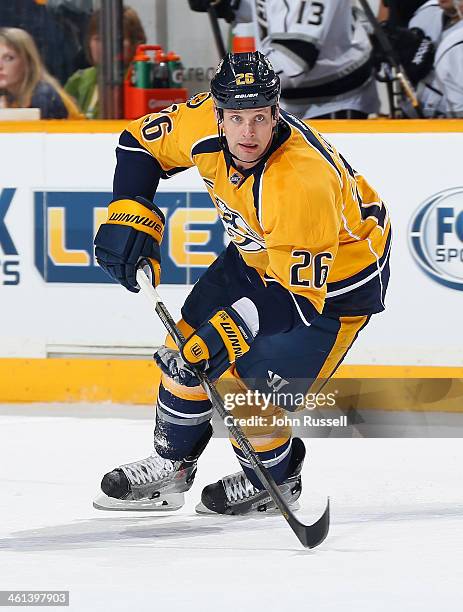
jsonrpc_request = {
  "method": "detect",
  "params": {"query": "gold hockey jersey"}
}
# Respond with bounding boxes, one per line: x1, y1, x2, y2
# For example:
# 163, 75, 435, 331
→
122, 92, 391, 321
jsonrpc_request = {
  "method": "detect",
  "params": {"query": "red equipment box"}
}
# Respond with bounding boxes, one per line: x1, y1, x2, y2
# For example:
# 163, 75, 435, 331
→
124, 85, 188, 119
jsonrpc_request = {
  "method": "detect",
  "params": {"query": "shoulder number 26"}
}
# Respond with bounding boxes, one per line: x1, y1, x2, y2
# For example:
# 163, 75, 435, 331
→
290, 250, 332, 289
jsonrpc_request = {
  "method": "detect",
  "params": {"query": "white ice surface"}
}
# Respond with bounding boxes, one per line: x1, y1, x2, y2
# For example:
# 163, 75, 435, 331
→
1, 406, 463, 611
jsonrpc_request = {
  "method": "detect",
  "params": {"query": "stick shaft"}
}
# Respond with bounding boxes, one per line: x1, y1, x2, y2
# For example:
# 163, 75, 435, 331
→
208, 4, 227, 58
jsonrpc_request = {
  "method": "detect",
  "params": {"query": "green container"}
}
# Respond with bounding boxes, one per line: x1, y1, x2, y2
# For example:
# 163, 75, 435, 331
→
133, 60, 153, 88
168, 60, 184, 88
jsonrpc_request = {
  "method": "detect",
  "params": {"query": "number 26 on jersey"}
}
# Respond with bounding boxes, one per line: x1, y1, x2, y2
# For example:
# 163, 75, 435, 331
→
290, 249, 333, 289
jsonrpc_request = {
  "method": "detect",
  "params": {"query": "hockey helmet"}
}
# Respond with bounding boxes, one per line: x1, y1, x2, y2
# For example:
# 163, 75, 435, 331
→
211, 51, 280, 111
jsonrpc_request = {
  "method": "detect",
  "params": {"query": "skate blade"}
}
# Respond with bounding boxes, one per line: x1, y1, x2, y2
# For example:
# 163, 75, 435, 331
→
195, 500, 300, 515
93, 492, 184, 511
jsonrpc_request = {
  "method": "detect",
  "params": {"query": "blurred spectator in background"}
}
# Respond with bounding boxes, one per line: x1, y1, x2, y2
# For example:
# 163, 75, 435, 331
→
417, 0, 463, 116
0, 27, 81, 118
188, 0, 379, 119
64, 6, 146, 119
0, 0, 92, 84
47, 0, 94, 76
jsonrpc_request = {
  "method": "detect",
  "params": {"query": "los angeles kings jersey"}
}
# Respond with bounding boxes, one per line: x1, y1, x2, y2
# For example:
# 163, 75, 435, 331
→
408, 0, 443, 43
234, 0, 379, 118
116, 93, 390, 333
414, 17, 463, 117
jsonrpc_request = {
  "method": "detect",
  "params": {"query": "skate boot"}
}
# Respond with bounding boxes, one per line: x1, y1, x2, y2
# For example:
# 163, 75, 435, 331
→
93, 425, 212, 511
196, 438, 305, 515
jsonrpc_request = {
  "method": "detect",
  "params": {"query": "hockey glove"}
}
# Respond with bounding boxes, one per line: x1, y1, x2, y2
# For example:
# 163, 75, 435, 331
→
154, 346, 201, 387
397, 27, 435, 85
181, 305, 256, 381
187, 0, 240, 23
372, 23, 435, 85
94, 196, 165, 292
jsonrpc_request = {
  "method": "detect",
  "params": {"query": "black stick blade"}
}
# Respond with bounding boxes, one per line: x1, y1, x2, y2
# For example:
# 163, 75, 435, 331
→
289, 497, 330, 549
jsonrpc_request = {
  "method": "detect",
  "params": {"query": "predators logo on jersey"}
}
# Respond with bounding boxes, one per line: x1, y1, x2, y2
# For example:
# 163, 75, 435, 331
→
215, 194, 265, 253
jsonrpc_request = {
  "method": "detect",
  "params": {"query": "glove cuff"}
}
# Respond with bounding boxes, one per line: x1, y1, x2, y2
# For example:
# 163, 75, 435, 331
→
134, 196, 165, 224
212, 307, 254, 360
106, 198, 164, 244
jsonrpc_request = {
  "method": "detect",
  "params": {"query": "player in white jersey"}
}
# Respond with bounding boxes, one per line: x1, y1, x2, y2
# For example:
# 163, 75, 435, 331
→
416, 0, 463, 116
408, 1, 443, 42
188, 0, 380, 119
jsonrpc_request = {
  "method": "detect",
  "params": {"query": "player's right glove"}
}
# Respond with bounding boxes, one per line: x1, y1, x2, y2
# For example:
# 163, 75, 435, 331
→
94, 196, 165, 292
187, 0, 240, 23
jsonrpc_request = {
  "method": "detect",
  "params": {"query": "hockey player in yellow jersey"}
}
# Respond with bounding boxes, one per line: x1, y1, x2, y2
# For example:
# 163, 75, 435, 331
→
93, 52, 391, 515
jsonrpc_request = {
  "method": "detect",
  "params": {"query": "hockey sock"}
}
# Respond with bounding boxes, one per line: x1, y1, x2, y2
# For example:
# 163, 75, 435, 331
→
154, 383, 213, 460
231, 438, 293, 489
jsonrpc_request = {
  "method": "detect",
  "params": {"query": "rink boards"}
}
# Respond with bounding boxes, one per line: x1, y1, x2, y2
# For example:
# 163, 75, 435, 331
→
0, 119, 462, 401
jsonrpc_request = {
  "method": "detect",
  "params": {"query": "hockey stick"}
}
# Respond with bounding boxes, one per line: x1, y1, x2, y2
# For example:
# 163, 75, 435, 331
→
208, 1, 227, 59
357, 0, 424, 118
136, 267, 330, 549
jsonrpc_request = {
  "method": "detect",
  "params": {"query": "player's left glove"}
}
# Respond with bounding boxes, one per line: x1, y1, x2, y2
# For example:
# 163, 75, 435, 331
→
180, 305, 256, 381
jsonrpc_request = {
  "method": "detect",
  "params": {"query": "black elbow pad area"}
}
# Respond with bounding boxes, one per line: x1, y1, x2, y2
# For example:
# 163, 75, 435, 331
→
271, 38, 320, 70
113, 132, 162, 201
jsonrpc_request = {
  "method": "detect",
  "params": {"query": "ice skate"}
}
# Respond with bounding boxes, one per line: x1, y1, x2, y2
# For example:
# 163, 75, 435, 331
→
93, 425, 212, 511
196, 438, 305, 515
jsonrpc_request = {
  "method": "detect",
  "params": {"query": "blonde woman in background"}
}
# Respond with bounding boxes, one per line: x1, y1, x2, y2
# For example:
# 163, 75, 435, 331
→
0, 27, 81, 119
